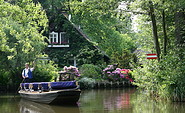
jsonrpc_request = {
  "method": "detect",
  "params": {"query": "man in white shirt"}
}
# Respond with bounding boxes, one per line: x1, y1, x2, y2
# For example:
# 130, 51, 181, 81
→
22, 63, 34, 83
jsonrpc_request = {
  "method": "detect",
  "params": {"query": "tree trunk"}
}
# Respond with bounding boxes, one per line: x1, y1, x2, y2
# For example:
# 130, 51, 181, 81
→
162, 10, 168, 55
175, 9, 185, 59
149, 1, 161, 61
175, 10, 185, 46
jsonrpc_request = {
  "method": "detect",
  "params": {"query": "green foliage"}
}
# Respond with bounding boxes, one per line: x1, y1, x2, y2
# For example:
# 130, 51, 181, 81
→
77, 47, 105, 65
0, 0, 49, 87
111, 49, 137, 68
35, 0, 136, 68
132, 48, 185, 100
45, 17, 109, 67
33, 0, 69, 32
0, 0, 47, 65
78, 77, 96, 89
68, 0, 136, 57
33, 59, 58, 82
0, 70, 10, 86
79, 64, 102, 79
129, 0, 185, 100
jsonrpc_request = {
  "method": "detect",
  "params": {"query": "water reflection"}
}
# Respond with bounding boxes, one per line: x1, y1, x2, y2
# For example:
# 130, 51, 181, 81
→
1, 89, 185, 113
19, 99, 80, 113
19, 99, 55, 113
131, 91, 185, 113
0, 94, 20, 113
79, 88, 185, 113
103, 88, 134, 111
79, 88, 136, 113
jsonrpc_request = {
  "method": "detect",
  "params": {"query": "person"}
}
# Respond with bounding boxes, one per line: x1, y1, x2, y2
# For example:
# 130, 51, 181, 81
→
22, 63, 35, 83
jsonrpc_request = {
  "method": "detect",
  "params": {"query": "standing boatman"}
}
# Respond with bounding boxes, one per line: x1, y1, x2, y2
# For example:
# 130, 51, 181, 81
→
22, 62, 35, 83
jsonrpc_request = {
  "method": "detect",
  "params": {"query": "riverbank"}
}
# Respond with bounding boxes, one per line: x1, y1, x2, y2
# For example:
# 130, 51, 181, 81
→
79, 81, 135, 89
0, 81, 135, 93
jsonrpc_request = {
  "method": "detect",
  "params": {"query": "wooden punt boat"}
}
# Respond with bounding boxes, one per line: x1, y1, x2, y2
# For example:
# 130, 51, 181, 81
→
18, 81, 81, 104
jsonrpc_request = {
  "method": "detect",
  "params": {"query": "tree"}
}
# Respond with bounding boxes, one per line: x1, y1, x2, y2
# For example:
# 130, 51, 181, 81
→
175, 10, 185, 47
0, 0, 50, 86
148, 1, 161, 60
130, 0, 185, 100
68, 0, 136, 65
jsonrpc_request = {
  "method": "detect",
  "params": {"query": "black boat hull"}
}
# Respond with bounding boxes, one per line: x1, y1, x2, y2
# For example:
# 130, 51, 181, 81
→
19, 89, 81, 104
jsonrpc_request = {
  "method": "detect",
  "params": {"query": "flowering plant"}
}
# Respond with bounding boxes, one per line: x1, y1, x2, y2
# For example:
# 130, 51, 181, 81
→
59, 66, 80, 81
63, 66, 80, 77
103, 64, 133, 82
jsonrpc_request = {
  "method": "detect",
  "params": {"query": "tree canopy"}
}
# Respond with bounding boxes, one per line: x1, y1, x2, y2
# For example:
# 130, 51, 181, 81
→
0, 0, 58, 86
0, 0, 47, 68
129, 0, 185, 100
69, 0, 136, 56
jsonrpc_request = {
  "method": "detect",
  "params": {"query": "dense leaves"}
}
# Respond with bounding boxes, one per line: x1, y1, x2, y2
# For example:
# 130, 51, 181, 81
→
79, 64, 102, 79
0, 0, 58, 88
0, 0, 47, 67
68, 0, 136, 66
130, 0, 185, 100
33, 59, 58, 82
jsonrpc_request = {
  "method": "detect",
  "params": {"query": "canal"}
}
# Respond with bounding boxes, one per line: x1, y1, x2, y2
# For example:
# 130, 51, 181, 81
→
1, 88, 185, 113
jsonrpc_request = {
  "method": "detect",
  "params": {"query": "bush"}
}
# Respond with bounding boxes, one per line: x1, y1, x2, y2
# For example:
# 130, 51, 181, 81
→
111, 49, 137, 69
78, 77, 96, 89
32, 60, 58, 82
79, 64, 102, 79
59, 66, 80, 81
103, 64, 133, 82
0, 70, 10, 86
132, 50, 185, 100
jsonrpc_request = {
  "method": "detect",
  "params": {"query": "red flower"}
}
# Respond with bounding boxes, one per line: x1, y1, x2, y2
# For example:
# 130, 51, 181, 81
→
121, 69, 130, 74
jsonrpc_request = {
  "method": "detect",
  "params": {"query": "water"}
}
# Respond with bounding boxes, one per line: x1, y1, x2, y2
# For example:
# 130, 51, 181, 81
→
1, 88, 185, 113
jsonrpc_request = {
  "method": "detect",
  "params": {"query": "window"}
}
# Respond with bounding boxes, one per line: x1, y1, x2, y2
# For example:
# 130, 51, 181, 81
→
48, 31, 69, 47
49, 31, 58, 44
60, 32, 69, 44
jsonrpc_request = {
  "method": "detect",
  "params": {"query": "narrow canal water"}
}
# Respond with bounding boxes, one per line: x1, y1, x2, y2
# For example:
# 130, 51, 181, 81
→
1, 88, 185, 113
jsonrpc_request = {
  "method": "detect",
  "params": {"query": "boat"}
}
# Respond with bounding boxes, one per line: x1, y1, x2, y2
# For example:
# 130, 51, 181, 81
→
18, 81, 81, 104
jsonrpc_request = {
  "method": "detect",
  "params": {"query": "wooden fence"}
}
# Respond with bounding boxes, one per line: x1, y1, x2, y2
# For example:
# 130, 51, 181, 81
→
94, 81, 134, 88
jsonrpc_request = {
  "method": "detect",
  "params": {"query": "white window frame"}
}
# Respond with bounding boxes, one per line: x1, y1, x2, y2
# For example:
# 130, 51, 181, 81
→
49, 31, 58, 44
48, 31, 69, 47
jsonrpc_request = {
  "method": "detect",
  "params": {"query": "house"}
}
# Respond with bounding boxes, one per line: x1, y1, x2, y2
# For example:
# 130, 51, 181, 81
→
44, 14, 110, 67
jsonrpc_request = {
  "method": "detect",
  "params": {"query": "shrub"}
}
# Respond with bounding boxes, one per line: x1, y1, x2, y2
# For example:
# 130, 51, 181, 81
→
132, 50, 185, 100
63, 66, 80, 77
103, 64, 133, 82
0, 70, 10, 86
78, 77, 96, 89
79, 64, 102, 79
59, 66, 80, 81
32, 60, 58, 82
